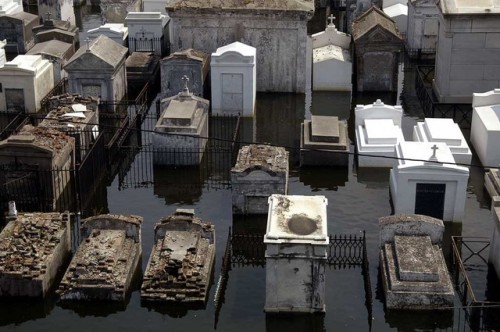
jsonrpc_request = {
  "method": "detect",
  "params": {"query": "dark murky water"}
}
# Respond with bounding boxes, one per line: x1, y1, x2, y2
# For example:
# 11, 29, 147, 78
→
1, 4, 498, 331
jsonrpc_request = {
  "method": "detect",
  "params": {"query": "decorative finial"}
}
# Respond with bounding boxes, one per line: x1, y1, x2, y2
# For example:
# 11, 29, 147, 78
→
85, 38, 91, 51
430, 144, 439, 161
327, 14, 335, 27
182, 75, 190, 94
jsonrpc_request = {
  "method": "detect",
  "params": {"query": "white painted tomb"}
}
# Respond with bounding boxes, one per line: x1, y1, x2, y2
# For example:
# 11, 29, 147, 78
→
471, 89, 500, 167
355, 99, 404, 168
390, 141, 469, 222
0, 55, 54, 113
125, 12, 169, 56
87, 24, 128, 46
211, 42, 256, 117
413, 118, 472, 165
0, 39, 6, 68
382, 0, 407, 8
264, 194, 328, 313
311, 16, 352, 91
383, 3, 408, 35
0, 0, 22, 15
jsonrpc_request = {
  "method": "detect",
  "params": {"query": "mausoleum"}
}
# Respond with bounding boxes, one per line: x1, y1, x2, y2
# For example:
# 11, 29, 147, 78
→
390, 141, 469, 222
211, 42, 256, 116
87, 24, 128, 46
470, 89, 500, 167
406, 0, 439, 51
100, 0, 142, 23
355, 99, 404, 168
0, 12, 38, 55
413, 118, 472, 165
0, 0, 22, 15
38, 0, 76, 26
26, 40, 74, 82
231, 145, 289, 215
264, 194, 328, 313
125, 12, 169, 56
311, 16, 352, 91
379, 214, 454, 309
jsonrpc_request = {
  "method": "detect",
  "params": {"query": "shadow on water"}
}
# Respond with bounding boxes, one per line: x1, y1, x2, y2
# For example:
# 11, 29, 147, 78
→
265, 313, 326, 332
232, 214, 267, 234
153, 165, 206, 205
297, 166, 348, 191
0, 297, 56, 326
310, 91, 352, 120
354, 167, 391, 189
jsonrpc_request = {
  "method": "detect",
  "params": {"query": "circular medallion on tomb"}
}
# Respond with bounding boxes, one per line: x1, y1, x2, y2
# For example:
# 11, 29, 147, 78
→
287, 214, 318, 235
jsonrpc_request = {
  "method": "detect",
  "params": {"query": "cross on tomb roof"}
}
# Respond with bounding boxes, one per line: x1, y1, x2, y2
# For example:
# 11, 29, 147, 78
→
430, 144, 439, 161
182, 75, 190, 94
45, 11, 52, 21
328, 14, 335, 27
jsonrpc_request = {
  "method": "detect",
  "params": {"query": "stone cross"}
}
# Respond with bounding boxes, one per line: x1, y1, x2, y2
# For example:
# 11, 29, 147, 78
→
85, 38, 91, 50
46, 11, 52, 21
328, 15, 335, 26
182, 75, 190, 93
430, 144, 439, 160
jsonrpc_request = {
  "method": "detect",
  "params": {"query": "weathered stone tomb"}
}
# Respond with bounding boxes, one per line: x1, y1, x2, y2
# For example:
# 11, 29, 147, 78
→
100, 0, 142, 23
141, 209, 215, 303
0, 12, 38, 55
32, 17, 80, 52
300, 114, 349, 166
406, 0, 439, 52
153, 78, 209, 166
26, 40, 74, 83
0, 212, 71, 297
379, 214, 454, 310
231, 144, 289, 215
87, 24, 129, 46
126, 52, 160, 94
58, 214, 143, 301
38, 0, 76, 26
471, 89, 500, 167
264, 194, 328, 313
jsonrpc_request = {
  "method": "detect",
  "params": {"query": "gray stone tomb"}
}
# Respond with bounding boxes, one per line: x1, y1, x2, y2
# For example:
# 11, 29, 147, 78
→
300, 115, 349, 166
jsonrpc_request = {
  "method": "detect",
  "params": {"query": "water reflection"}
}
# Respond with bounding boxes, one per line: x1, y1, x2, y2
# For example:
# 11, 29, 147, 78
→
297, 166, 348, 191
355, 167, 391, 189
265, 313, 326, 332
153, 166, 205, 205
0, 297, 56, 326
310, 91, 352, 120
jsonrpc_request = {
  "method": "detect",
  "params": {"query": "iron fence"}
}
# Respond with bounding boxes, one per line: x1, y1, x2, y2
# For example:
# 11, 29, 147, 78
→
128, 37, 169, 57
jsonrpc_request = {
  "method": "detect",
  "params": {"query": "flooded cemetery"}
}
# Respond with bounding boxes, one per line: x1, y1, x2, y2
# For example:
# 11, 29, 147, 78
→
1, 0, 500, 331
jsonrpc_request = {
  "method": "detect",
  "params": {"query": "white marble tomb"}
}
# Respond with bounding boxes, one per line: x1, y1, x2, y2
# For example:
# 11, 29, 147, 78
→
471, 89, 500, 167
0, 39, 6, 68
355, 99, 404, 168
211, 42, 256, 117
87, 24, 128, 46
390, 141, 469, 222
413, 118, 472, 165
264, 194, 328, 313
125, 12, 169, 56
0, 0, 22, 15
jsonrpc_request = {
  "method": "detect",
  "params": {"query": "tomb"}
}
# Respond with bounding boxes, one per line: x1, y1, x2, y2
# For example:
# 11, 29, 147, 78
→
0, 39, 6, 67
126, 52, 160, 95
26, 40, 74, 82
0, 212, 71, 297
0, 55, 54, 113
38, 0, 76, 26
300, 115, 349, 166
433, 0, 500, 103
355, 99, 404, 168
141, 209, 215, 303
379, 214, 454, 310
38, 94, 99, 163
390, 141, 469, 222
65, 35, 128, 104
0, 12, 38, 55
125, 12, 169, 56
153, 77, 210, 165
311, 16, 352, 92
211, 42, 256, 116
0, 0, 22, 15
352, 6, 402, 92
0, 125, 75, 210
100, 0, 142, 23
485, 170, 500, 280
87, 24, 128, 46
33, 17, 80, 52
58, 214, 142, 301
160, 48, 209, 99
264, 194, 328, 313
166, 0, 313, 93
345, 0, 382, 34
231, 145, 289, 215
383, 3, 408, 35
413, 118, 472, 165
470, 89, 500, 167
406, 0, 439, 52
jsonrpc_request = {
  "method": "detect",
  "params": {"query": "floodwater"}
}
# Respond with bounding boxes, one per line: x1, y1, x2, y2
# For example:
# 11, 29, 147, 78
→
1, 4, 500, 332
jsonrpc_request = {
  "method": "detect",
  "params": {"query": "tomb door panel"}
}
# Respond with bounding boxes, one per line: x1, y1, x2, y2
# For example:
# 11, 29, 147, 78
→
82, 84, 101, 98
5, 88, 25, 112
414, 183, 446, 220
362, 52, 393, 91
245, 195, 267, 214
221, 73, 243, 112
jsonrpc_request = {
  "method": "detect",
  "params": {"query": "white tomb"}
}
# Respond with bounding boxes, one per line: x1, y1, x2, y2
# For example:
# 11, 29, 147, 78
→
471, 89, 500, 167
406, 0, 439, 51
390, 141, 469, 222
311, 16, 352, 91
0, 39, 6, 68
87, 24, 129, 46
0, 0, 22, 15
210, 42, 256, 117
383, 3, 408, 35
355, 99, 404, 168
383, 0, 407, 8
264, 194, 328, 313
125, 12, 169, 56
0, 55, 54, 113
413, 118, 472, 165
